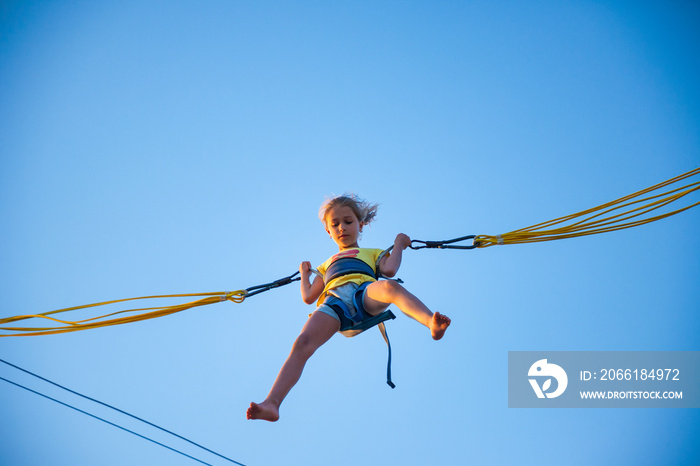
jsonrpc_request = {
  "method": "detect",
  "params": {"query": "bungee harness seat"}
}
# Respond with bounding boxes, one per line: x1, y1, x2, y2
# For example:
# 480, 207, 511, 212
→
320, 256, 397, 388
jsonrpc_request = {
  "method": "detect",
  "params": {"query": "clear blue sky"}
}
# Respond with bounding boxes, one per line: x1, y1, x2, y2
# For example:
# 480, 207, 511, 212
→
1, 1, 699, 465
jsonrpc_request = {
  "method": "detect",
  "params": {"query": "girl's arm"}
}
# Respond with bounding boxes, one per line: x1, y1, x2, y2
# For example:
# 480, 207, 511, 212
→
378, 233, 411, 278
300, 261, 325, 304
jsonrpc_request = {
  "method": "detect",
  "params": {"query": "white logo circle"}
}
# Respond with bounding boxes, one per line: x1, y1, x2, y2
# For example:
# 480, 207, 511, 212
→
528, 359, 568, 399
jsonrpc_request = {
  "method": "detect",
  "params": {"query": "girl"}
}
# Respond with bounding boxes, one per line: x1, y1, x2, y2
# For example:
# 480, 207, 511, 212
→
247, 194, 451, 422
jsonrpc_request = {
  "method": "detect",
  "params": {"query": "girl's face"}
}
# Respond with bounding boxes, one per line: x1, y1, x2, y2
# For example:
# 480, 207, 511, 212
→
324, 205, 362, 249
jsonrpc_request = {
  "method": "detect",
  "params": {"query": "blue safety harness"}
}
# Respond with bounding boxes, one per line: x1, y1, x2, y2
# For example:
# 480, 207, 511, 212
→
321, 257, 396, 388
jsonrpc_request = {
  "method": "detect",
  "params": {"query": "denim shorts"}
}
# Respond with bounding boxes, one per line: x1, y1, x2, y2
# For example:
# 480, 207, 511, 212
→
315, 282, 364, 323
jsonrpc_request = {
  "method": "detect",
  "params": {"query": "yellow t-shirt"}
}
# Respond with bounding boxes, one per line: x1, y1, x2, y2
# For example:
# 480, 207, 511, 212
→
316, 247, 384, 305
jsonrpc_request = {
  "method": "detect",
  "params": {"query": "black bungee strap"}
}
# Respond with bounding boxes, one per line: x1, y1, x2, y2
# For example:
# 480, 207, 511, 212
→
409, 235, 481, 250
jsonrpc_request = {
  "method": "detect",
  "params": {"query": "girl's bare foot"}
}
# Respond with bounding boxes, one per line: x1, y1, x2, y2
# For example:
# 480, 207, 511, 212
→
430, 312, 451, 340
247, 400, 280, 422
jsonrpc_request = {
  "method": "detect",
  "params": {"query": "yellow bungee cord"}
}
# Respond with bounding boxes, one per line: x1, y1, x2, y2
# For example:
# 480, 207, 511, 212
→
474, 167, 699, 247
0, 273, 299, 337
0, 291, 246, 337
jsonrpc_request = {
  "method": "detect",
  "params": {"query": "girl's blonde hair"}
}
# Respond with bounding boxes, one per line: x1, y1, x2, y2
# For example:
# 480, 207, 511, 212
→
319, 193, 379, 227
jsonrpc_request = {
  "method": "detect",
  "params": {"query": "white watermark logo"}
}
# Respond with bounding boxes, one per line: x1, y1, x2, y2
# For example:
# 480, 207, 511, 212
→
528, 359, 568, 399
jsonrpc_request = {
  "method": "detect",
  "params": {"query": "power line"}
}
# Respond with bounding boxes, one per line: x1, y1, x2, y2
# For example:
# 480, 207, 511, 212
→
0, 359, 246, 466
0, 376, 216, 465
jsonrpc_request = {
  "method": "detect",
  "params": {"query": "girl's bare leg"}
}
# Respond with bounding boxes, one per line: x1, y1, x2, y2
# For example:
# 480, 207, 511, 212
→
364, 280, 450, 340
247, 311, 340, 422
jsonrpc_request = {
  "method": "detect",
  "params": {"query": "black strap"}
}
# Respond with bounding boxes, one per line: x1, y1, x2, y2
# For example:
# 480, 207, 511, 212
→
323, 257, 377, 284
409, 235, 480, 250
377, 321, 395, 389
243, 271, 300, 298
